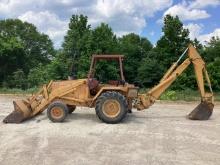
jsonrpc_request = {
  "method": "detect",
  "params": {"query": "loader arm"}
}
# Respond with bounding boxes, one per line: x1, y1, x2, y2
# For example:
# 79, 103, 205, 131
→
135, 44, 214, 120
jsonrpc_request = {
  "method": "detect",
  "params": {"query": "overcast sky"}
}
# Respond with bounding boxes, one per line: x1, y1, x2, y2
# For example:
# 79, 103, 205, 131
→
0, 0, 220, 48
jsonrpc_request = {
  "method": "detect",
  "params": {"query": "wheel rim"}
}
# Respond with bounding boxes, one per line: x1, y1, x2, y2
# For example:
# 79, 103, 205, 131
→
51, 107, 64, 119
102, 99, 121, 118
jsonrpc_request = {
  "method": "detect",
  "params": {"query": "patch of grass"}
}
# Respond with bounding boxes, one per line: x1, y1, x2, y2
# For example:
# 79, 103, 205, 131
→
139, 88, 220, 101
0, 87, 39, 95
160, 89, 200, 101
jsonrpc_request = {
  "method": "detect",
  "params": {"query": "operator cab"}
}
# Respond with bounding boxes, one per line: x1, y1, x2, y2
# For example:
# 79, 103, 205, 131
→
87, 55, 126, 95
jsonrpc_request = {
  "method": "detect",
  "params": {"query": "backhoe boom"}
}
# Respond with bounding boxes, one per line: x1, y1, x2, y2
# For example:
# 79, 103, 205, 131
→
134, 44, 214, 120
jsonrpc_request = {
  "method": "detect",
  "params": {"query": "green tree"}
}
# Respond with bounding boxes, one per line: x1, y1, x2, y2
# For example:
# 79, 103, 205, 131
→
118, 33, 153, 83
154, 15, 195, 90
207, 58, 220, 90
89, 23, 119, 82
63, 15, 91, 58
157, 15, 190, 68
192, 38, 203, 51
201, 37, 220, 90
4, 69, 27, 89
62, 15, 92, 77
0, 19, 54, 88
0, 36, 26, 84
47, 50, 71, 80
202, 37, 220, 62
28, 64, 50, 87
91, 23, 118, 54
137, 50, 164, 87
0, 19, 54, 69
27, 50, 72, 87
63, 20, 121, 81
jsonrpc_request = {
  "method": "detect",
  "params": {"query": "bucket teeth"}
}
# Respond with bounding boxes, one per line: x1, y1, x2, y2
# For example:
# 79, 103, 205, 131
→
188, 101, 214, 120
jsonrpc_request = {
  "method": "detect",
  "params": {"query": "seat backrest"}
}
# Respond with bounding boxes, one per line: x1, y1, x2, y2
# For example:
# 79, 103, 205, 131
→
88, 78, 99, 91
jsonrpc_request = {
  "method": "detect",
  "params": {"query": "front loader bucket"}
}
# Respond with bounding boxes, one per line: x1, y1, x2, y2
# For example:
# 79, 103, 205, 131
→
3, 100, 32, 123
188, 101, 214, 120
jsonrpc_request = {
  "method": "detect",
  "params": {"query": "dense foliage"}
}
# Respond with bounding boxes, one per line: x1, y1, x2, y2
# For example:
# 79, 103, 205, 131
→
0, 15, 219, 91
0, 19, 54, 88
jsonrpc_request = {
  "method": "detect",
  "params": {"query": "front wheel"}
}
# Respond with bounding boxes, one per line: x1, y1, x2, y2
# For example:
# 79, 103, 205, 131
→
47, 101, 68, 122
95, 91, 128, 124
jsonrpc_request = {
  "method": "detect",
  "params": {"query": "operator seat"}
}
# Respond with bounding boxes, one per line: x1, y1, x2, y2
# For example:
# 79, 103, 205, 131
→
87, 78, 99, 95
108, 80, 126, 86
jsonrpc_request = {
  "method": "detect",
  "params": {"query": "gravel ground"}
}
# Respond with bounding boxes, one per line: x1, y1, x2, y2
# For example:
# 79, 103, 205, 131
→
0, 95, 220, 165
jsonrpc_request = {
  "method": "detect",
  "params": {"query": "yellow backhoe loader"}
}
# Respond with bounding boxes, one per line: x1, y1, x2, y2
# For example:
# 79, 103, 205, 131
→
3, 44, 214, 124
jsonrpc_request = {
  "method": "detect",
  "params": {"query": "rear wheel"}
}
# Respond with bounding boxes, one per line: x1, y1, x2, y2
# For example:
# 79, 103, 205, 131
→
67, 105, 76, 114
47, 101, 68, 122
95, 91, 128, 124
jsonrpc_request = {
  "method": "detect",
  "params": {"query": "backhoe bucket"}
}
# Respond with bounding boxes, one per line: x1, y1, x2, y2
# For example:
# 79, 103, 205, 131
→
3, 100, 32, 123
188, 101, 214, 120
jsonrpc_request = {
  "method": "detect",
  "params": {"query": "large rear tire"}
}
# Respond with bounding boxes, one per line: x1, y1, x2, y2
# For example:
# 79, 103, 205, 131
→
95, 91, 128, 124
67, 105, 76, 114
47, 101, 68, 122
